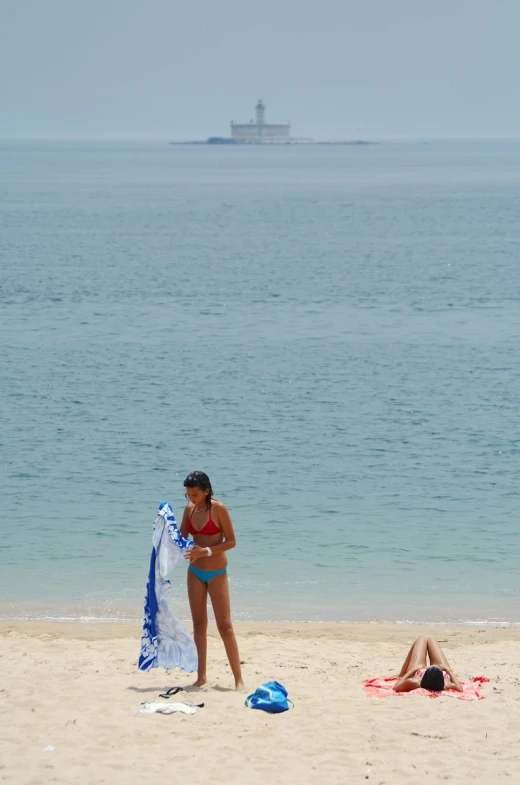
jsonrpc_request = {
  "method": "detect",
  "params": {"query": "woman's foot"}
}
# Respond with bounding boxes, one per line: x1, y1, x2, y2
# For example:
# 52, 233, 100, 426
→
235, 679, 246, 691
191, 677, 207, 688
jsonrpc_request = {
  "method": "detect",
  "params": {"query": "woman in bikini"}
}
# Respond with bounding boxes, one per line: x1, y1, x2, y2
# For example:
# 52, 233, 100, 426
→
393, 637, 463, 693
180, 471, 244, 690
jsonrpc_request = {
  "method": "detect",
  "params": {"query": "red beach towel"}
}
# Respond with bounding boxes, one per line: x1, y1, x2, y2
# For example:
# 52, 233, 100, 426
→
362, 675, 489, 701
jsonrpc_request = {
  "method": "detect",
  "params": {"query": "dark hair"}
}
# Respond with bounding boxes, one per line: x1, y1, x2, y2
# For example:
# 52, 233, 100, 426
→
420, 666, 445, 692
183, 471, 213, 509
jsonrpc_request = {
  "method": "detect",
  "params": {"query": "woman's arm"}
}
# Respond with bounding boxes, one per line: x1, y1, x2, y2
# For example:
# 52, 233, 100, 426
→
445, 668, 464, 692
393, 670, 419, 692
206, 503, 236, 554
179, 505, 191, 539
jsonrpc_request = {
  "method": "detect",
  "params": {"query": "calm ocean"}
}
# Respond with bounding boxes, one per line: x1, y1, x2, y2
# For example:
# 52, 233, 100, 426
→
1, 139, 519, 624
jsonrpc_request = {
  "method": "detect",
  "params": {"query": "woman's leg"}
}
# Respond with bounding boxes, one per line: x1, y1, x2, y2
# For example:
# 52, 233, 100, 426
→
208, 572, 244, 690
187, 568, 209, 687
427, 638, 452, 670
399, 637, 427, 676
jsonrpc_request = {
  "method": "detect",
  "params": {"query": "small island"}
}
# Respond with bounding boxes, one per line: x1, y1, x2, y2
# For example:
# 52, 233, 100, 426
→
170, 99, 377, 146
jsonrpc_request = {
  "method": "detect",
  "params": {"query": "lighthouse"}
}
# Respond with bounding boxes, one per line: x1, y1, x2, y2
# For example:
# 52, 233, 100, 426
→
230, 100, 291, 142
255, 99, 265, 126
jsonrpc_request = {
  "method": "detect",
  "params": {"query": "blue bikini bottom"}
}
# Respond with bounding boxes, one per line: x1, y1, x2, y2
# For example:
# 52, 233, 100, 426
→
188, 564, 227, 584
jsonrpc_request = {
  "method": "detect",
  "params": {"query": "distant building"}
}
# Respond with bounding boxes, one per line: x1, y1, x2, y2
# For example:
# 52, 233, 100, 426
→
230, 100, 291, 142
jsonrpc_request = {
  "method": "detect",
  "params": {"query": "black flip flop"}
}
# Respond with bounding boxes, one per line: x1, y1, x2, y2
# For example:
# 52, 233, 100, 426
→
159, 686, 183, 699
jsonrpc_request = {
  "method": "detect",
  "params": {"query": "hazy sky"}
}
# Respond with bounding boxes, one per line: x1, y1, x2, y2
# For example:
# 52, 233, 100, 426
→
2, 0, 519, 139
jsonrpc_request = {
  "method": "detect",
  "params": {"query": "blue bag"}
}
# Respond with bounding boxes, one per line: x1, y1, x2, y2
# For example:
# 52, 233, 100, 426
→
245, 681, 293, 713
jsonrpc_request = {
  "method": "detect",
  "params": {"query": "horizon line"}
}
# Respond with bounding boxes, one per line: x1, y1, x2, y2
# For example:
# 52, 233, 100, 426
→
2, 133, 520, 143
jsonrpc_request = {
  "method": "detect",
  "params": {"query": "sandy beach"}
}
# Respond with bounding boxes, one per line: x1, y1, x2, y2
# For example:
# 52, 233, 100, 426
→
1, 622, 519, 784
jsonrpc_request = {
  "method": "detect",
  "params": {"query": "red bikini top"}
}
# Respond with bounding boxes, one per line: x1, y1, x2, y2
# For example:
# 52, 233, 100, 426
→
188, 505, 221, 536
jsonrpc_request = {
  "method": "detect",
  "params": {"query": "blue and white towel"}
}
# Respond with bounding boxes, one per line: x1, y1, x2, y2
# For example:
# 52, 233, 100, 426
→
138, 502, 198, 673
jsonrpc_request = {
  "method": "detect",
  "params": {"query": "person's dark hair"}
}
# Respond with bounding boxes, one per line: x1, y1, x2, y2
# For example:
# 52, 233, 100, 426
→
420, 666, 445, 692
183, 471, 213, 508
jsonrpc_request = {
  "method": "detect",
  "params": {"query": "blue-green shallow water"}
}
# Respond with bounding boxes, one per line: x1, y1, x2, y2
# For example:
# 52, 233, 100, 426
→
1, 140, 519, 623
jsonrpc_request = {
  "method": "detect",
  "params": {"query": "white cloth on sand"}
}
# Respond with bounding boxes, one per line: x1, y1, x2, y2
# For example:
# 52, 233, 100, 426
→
138, 702, 201, 715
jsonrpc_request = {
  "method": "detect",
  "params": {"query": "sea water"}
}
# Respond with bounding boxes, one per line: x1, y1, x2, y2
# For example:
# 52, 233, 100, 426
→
1, 139, 519, 623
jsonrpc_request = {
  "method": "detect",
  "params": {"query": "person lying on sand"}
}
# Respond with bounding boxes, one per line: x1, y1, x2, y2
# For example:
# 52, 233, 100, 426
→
393, 636, 463, 693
